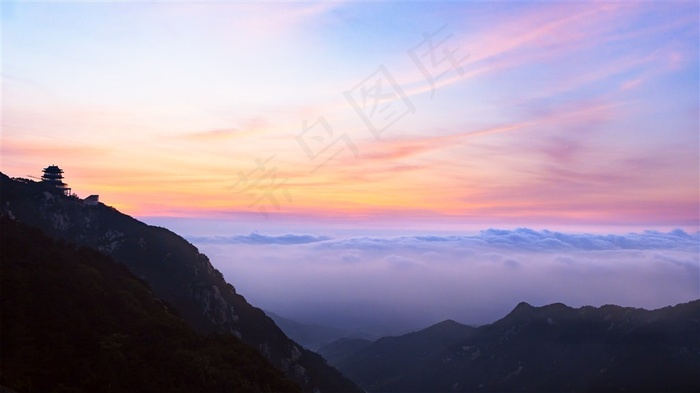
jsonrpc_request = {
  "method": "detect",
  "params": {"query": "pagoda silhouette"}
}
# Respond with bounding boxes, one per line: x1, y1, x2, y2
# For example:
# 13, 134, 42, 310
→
41, 165, 71, 195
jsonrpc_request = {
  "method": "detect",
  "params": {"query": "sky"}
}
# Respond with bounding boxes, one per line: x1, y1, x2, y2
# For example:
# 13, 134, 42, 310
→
2, 1, 699, 330
3, 0, 698, 232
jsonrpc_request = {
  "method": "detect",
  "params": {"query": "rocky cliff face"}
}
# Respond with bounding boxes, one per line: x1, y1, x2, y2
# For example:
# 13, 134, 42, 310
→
0, 174, 361, 393
1, 217, 301, 393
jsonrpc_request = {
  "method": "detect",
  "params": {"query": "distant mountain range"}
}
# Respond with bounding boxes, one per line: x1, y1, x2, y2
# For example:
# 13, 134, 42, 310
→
0, 173, 361, 393
265, 310, 381, 351
318, 300, 700, 392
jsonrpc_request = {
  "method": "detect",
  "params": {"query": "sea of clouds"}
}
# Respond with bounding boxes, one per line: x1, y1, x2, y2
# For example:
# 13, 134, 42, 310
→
189, 228, 699, 335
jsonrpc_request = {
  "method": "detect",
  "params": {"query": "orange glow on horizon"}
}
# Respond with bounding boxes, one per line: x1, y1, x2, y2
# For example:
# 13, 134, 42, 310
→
2, 1, 697, 231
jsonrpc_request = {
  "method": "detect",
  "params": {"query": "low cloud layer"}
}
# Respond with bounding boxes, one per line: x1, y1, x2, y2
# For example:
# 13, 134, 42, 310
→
191, 228, 699, 335
190, 231, 331, 245
314, 228, 699, 252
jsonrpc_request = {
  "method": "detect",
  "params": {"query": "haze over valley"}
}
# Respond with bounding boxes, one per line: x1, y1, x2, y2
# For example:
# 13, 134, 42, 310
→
184, 227, 699, 336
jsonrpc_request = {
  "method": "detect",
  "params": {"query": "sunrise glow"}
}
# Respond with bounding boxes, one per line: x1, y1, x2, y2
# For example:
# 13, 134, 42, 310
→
2, 1, 698, 232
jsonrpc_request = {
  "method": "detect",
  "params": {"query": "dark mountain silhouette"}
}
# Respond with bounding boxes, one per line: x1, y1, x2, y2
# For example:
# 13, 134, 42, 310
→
0, 173, 361, 393
265, 311, 379, 351
265, 311, 354, 351
320, 319, 477, 392
1, 216, 299, 393
317, 338, 373, 367
324, 301, 700, 392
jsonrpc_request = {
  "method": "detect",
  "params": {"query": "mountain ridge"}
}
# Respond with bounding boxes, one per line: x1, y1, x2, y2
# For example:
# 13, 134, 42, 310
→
322, 299, 700, 392
0, 173, 361, 393
0, 216, 300, 392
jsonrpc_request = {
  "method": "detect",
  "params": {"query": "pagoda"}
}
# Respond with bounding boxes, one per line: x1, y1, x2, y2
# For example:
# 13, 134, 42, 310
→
41, 165, 71, 195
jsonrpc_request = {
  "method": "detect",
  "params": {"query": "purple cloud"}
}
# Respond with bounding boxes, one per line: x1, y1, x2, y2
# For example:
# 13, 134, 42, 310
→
188, 230, 331, 245
191, 228, 699, 334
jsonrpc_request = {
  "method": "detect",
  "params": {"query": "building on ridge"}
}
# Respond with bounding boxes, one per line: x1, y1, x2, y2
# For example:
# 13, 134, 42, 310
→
41, 165, 71, 195
84, 195, 99, 206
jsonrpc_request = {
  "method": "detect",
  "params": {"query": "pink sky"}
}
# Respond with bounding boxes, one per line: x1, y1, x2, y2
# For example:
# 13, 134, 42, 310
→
2, 1, 698, 232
